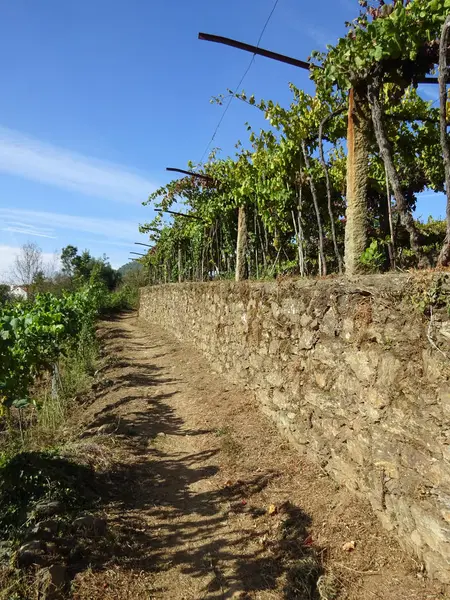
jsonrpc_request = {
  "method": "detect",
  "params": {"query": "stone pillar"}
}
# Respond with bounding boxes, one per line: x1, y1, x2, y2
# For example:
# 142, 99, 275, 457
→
344, 87, 370, 275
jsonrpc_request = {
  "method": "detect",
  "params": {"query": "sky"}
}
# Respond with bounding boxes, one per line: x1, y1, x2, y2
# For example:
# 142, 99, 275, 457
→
0, 0, 446, 281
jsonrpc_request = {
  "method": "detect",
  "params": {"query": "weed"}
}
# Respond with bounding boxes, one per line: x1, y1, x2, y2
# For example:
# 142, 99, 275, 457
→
284, 555, 322, 599
215, 426, 231, 437
411, 273, 450, 315
0, 566, 34, 600
317, 572, 340, 600
101, 285, 140, 314
215, 426, 242, 459
360, 240, 386, 272
0, 450, 98, 538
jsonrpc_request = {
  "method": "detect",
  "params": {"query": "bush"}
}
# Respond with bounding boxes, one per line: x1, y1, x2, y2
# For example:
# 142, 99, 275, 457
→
102, 285, 140, 314
0, 450, 97, 536
360, 240, 385, 272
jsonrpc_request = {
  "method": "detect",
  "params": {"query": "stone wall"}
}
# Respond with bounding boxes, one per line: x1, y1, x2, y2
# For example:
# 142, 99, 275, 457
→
139, 275, 450, 581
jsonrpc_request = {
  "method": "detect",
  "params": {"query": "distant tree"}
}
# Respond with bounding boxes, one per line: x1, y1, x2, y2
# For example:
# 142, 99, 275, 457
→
121, 264, 147, 288
29, 270, 51, 295
11, 242, 43, 285
61, 245, 78, 277
0, 284, 10, 305
60, 246, 120, 290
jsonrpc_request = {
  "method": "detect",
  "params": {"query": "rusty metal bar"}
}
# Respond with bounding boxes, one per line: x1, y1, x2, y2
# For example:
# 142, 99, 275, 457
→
155, 208, 205, 222
166, 167, 214, 181
198, 32, 311, 71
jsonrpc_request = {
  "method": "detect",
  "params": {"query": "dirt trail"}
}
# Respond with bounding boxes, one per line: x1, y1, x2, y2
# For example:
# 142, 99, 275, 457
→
71, 313, 446, 600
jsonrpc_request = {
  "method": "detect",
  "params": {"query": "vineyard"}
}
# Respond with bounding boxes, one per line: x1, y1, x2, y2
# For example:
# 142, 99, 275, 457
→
2, 1, 450, 597
140, 0, 450, 282
0, 285, 104, 428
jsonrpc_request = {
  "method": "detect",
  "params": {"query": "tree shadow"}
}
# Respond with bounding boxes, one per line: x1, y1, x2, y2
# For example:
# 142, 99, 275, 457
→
7, 315, 322, 598
69, 393, 321, 598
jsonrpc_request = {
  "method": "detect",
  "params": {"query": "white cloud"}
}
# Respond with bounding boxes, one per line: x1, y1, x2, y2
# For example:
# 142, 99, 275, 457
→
0, 245, 58, 283
0, 208, 139, 241
0, 126, 156, 204
2, 226, 57, 239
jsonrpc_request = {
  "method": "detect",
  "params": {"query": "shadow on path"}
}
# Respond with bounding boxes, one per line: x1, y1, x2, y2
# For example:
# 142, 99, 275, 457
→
71, 315, 321, 600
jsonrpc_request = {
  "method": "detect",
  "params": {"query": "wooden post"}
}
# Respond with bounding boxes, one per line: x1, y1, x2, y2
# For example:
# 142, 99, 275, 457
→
235, 206, 248, 282
344, 87, 370, 275
178, 245, 182, 283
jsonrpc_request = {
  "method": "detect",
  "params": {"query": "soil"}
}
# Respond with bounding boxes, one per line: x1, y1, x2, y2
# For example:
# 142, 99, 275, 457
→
70, 313, 448, 600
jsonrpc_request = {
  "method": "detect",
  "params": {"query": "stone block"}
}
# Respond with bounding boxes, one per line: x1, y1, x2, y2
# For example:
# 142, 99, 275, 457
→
344, 350, 378, 383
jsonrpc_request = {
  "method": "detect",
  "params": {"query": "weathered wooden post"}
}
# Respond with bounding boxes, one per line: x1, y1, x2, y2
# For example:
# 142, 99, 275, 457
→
178, 245, 182, 283
235, 206, 248, 281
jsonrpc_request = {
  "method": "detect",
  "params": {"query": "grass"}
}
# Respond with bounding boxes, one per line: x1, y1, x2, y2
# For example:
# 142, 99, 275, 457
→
0, 326, 103, 541
101, 284, 140, 315
284, 555, 322, 599
0, 328, 105, 600
27, 326, 101, 442
215, 426, 242, 459
0, 450, 98, 538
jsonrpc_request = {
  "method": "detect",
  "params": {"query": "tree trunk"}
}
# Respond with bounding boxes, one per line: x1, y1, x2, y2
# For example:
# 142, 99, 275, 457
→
385, 164, 396, 269
368, 75, 428, 267
293, 158, 305, 276
235, 206, 248, 281
256, 216, 267, 269
438, 15, 450, 266
254, 212, 259, 279
319, 112, 343, 273
344, 87, 370, 275
301, 140, 327, 276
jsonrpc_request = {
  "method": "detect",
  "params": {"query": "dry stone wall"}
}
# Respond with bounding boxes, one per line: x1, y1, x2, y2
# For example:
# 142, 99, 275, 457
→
139, 275, 450, 581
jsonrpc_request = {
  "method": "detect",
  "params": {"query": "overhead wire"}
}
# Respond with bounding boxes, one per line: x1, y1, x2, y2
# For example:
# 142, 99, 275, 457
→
199, 0, 280, 164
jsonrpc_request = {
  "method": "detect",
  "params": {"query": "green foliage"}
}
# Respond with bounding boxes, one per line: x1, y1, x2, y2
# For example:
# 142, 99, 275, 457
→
103, 285, 140, 313
0, 450, 97, 536
360, 240, 386, 271
0, 285, 10, 306
0, 285, 104, 415
60, 246, 120, 291
138, 0, 449, 280
312, 0, 449, 90
411, 273, 450, 313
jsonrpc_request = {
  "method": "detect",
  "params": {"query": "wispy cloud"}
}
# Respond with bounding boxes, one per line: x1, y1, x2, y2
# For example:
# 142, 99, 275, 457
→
306, 25, 335, 49
418, 85, 439, 103
0, 126, 156, 204
2, 226, 57, 239
0, 208, 139, 241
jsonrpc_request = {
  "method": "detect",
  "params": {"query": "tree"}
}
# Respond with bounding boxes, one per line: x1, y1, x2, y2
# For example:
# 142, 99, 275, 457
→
60, 246, 120, 290
10, 242, 43, 285
61, 245, 78, 277
0, 284, 10, 305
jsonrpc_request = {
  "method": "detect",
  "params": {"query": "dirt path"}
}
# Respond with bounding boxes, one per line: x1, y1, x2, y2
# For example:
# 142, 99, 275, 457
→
71, 313, 446, 600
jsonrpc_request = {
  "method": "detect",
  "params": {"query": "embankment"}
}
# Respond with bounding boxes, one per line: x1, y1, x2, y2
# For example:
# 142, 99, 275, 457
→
139, 275, 450, 581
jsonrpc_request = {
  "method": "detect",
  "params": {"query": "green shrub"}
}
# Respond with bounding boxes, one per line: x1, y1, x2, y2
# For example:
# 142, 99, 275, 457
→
360, 239, 385, 272
0, 450, 97, 536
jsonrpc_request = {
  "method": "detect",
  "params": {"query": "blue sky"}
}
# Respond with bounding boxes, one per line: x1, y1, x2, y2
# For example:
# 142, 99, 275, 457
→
0, 0, 445, 280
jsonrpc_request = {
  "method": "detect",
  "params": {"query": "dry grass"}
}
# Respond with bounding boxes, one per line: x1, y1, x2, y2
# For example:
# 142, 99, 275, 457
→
215, 425, 242, 460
